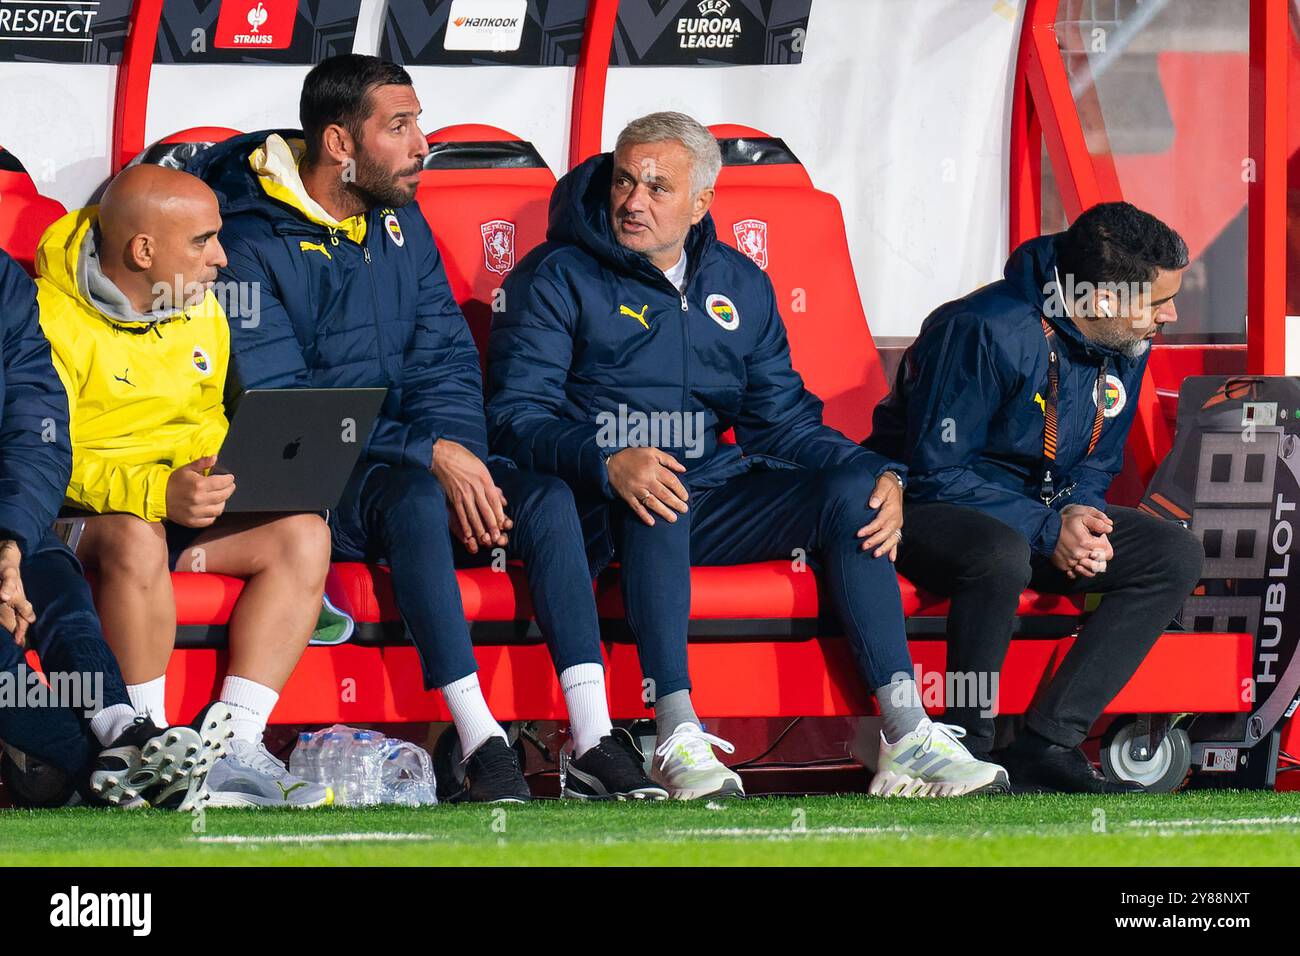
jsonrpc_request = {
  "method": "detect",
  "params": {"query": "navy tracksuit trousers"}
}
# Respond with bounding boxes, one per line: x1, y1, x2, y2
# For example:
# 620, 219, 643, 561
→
329, 461, 604, 690
0, 533, 131, 775
614, 463, 913, 702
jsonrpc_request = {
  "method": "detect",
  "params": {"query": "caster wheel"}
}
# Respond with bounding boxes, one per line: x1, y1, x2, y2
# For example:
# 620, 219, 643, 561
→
1100, 719, 1192, 793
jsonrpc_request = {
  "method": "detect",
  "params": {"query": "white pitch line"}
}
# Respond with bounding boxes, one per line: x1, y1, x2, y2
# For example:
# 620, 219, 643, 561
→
1125, 816, 1300, 829
665, 826, 910, 837
194, 832, 441, 845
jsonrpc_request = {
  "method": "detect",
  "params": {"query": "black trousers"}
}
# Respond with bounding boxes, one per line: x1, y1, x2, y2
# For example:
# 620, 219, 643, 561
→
895, 503, 1204, 754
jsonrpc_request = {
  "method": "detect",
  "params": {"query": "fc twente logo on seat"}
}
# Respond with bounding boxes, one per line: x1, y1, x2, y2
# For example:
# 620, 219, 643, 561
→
733, 219, 768, 270
481, 220, 516, 276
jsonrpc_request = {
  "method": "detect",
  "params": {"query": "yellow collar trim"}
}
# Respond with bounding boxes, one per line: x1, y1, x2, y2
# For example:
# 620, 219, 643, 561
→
249, 134, 368, 245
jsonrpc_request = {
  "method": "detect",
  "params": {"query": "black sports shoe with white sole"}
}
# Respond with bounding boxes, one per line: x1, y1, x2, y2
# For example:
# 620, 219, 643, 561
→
454, 736, 532, 804
562, 729, 668, 801
88, 716, 179, 808
97, 702, 235, 811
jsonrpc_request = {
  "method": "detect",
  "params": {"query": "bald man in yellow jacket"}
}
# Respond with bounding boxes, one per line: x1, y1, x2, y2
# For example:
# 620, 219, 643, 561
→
36, 164, 333, 807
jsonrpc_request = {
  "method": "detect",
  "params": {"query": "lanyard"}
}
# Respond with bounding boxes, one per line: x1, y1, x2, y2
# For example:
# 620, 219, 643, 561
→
1040, 316, 1106, 505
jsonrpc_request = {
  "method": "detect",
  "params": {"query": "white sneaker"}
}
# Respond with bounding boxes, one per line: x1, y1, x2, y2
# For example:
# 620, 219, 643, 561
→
205, 738, 334, 808
870, 719, 1009, 797
651, 722, 745, 800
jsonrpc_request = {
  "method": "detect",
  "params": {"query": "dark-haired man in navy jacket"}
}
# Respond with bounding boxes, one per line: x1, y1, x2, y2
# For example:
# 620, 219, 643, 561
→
868, 202, 1203, 792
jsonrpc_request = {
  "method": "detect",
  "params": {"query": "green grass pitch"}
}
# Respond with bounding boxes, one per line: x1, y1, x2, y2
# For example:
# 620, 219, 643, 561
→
1, 790, 1299, 866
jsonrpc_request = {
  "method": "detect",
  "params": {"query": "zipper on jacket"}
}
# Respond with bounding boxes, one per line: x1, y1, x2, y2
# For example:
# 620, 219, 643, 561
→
642, 253, 700, 454
678, 283, 692, 443
361, 234, 389, 378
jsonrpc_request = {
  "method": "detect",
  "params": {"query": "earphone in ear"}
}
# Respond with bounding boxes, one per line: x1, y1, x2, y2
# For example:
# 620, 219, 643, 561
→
1098, 299, 1114, 318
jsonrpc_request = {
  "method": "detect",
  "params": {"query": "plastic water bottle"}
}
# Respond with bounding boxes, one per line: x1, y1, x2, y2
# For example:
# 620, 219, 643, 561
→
363, 731, 390, 804
287, 726, 435, 805
318, 731, 347, 799
289, 731, 318, 782
336, 732, 357, 805
349, 730, 384, 805
381, 740, 437, 806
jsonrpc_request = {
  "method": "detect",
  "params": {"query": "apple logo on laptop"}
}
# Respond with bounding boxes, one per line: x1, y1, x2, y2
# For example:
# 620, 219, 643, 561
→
283, 437, 303, 460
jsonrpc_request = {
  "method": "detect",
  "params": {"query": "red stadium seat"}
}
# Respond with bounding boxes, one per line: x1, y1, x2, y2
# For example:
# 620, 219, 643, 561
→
160, 126, 243, 144
708, 124, 889, 437
0, 145, 67, 275
131, 126, 242, 168
326, 562, 540, 644
415, 123, 557, 371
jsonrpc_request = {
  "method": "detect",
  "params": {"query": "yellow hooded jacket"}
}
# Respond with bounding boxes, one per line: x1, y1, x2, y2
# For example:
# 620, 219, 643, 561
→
35, 207, 230, 523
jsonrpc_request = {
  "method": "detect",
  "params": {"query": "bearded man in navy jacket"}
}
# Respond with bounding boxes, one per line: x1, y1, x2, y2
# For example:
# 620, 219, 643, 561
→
488, 112, 1007, 799
868, 202, 1204, 793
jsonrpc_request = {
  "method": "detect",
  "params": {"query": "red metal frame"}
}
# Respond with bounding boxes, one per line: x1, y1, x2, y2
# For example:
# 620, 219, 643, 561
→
1019, 0, 1104, 219
567, 0, 620, 169
1011, 0, 1176, 486
1009, 0, 1295, 782
1008, 18, 1042, 249
110, 0, 163, 174
1247, 0, 1289, 374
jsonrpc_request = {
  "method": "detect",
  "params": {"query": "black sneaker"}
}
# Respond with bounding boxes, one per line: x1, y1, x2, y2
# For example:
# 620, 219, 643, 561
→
995, 731, 1145, 794
455, 736, 532, 804
562, 729, 669, 801
87, 716, 183, 808
92, 702, 235, 811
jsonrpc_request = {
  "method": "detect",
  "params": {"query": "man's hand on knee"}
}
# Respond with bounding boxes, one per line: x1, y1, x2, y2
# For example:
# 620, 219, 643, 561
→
1054, 506, 1114, 579
431, 438, 512, 553
0, 540, 35, 647
858, 471, 904, 561
606, 447, 689, 527
166, 455, 236, 528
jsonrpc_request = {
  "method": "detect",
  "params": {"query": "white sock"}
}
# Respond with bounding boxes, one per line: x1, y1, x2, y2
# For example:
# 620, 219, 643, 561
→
560, 663, 613, 758
88, 704, 138, 747
219, 675, 280, 744
126, 676, 167, 726
440, 672, 507, 759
